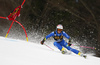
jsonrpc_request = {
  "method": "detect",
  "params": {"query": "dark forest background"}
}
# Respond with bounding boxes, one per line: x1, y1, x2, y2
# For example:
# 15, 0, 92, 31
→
0, 0, 100, 57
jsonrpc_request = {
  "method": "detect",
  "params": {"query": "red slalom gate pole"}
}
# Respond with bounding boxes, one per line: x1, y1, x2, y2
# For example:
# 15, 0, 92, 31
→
21, 0, 26, 6
5, 20, 14, 38
14, 20, 28, 41
0, 16, 7, 19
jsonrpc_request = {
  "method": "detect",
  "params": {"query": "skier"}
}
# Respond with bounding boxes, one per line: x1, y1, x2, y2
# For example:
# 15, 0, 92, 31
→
41, 24, 86, 58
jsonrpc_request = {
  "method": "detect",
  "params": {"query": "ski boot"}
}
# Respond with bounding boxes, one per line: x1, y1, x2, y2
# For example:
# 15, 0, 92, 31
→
61, 48, 67, 54
78, 52, 87, 58
83, 55, 87, 58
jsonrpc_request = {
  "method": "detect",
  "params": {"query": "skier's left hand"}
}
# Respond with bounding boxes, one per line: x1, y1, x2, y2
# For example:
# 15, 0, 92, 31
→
68, 42, 72, 46
68, 38, 72, 46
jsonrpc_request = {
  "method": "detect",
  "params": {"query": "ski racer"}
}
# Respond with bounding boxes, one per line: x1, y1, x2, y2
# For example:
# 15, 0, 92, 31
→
41, 24, 86, 58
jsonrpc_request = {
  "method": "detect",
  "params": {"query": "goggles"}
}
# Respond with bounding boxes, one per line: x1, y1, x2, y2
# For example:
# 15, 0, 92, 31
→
57, 29, 62, 31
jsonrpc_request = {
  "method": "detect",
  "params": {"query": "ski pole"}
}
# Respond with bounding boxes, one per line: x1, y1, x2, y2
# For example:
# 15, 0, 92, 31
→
71, 44, 96, 50
80, 46, 96, 49
44, 44, 54, 51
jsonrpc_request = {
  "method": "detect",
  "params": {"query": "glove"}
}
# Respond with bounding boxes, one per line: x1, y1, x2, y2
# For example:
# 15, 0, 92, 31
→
41, 38, 46, 45
68, 42, 72, 46
41, 40, 44, 45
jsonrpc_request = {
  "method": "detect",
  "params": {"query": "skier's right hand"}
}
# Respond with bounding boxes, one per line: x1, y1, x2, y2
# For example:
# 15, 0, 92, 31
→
41, 41, 44, 45
41, 38, 46, 45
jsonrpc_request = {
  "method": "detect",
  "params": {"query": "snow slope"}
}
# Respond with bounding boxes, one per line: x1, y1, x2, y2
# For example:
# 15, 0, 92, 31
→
0, 36, 100, 65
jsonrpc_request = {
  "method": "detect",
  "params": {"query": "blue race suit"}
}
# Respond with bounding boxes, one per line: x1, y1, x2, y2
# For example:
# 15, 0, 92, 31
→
45, 31, 79, 54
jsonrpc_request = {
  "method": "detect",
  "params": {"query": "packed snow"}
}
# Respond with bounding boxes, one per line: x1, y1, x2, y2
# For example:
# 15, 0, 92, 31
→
0, 36, 100, 65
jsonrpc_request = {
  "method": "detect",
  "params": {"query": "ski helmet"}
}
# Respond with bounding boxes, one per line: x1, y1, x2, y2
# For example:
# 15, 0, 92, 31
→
57, 24, 63, 29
